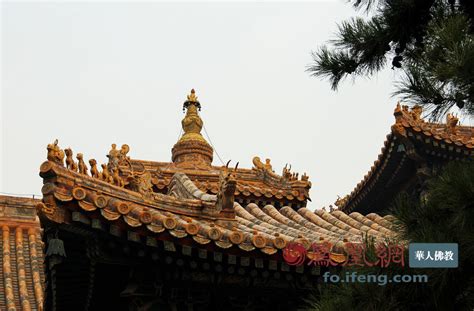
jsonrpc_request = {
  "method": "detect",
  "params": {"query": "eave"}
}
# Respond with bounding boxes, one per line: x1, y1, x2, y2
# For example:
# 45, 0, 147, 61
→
38, 161, 398, 264
339, 104, 474, 214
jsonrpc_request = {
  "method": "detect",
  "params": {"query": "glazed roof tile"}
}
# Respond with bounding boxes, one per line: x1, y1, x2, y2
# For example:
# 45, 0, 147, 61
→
337, 104, 474, 212
0, 195, 45, 311
130, 158, 312, 203
38, 160, 398, 257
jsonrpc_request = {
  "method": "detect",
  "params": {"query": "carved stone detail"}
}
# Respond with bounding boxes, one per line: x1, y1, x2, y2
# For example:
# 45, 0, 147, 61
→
334, 195, 348, 209
127, 171, 153, 198
253, 156, 306, 184
77, 153, 88, 176
112, 168, 125, 188
89, 159, 100, 178
47, 139, 65, 166
446, 113, 459, 134
216, 162, 237, 212
65, 148, 78, 171
100, 164, 113, 183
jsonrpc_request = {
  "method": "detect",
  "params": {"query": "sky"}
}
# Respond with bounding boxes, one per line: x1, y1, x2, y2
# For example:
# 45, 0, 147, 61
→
2, 1, 404, 209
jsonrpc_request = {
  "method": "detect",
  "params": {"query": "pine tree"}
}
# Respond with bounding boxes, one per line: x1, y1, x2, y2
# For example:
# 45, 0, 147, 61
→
308, 0, 474, 120
301, 162, 474, 310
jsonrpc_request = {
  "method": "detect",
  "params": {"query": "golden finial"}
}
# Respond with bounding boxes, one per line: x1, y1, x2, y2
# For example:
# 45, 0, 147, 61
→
183, 88, 201, 111
172, 89, 213, 165
187, 89, 198, 102
176, 89, 207, 144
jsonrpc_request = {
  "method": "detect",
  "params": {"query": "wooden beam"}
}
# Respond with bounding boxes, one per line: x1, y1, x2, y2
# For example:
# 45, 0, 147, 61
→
91, 219, 105, 231
198, 249, 207, 259
227, 254, 236, 265
127, 231, 140, 243
182, 245, 192, 256
268, 260, 277, 271
213, 252, 222, 262
163, 241, 176, 252
109, 225, 122, 237
72, 212, 90, 225
146, 237, 158, 247
254, 258, 263, 269
240, 257, 250, 267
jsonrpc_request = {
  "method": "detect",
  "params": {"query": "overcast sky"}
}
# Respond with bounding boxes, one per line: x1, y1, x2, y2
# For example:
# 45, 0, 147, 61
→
1, 1, 416, 209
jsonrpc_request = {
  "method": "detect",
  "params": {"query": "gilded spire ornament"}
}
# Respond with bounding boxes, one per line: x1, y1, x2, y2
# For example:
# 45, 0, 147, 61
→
172, 89, 214, 166
178, 89, 207, 144
183, 88, 201, 111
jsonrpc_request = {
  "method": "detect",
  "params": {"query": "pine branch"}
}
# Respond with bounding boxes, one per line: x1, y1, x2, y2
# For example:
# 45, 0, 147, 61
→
395, 13, 474, 119
307, 47, 358, 90
349, 0, 380, 13
394, 64, 455, 121
308, 0, 474, 120
308, 17, 389, 89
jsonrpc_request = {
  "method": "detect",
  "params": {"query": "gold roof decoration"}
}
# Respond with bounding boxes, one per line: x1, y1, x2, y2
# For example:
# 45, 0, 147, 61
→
40, 91, 312, 209
172, 89, 213, 166
36, 153, 399, 253
334, 195, 349, 208
183, 88, 201, 111
187, 88, 198, 103
178, 90, 206, 144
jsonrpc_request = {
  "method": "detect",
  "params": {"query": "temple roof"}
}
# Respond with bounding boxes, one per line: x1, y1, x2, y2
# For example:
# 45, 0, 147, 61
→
163, 89, 311, 208
0, 195, 44, 311
38, 159, 397, 258
35, 90, 399, 275
129, 157, 311, 207
336, 104, 474, 213
82, 90, 312, 209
